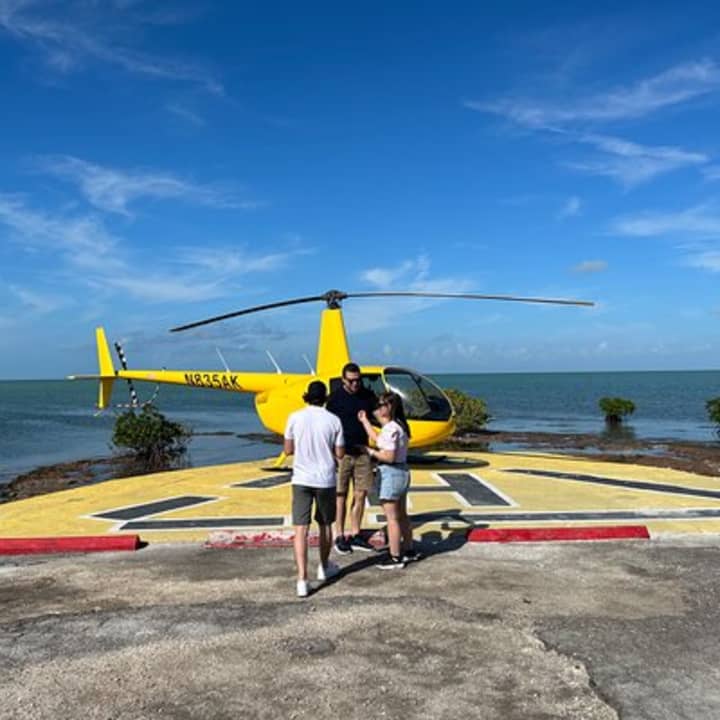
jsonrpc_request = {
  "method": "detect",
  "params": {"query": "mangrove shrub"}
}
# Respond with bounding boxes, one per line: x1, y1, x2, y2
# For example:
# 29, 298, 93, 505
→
112, 404, 190, 470
706, 397, 720, 439
444, 388, 491, 434
599, 397, 635, 425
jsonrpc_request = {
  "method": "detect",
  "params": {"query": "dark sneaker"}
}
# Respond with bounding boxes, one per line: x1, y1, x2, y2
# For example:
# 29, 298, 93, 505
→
402, 549, 423, 564
334, 536, 352, 555
376, 554, 406, 570
349, 534, 375, 552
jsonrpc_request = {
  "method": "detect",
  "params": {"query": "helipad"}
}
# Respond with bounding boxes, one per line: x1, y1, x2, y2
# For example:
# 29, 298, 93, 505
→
2, 450, 720, 543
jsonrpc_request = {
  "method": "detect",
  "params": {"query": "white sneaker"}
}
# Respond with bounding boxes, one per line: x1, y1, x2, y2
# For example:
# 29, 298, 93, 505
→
296, 579, 309, 598
317, 560, 341, 582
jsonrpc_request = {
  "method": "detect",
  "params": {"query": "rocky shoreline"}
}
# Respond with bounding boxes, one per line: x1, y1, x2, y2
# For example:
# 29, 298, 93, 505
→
2, 428, 718, 504
440, 429, 720, 478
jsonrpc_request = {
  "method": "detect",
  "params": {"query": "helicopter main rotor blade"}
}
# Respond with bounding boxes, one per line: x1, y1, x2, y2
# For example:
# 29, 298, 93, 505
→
169, 288, 593, 333
169, 294, 332, 332
346, 291, 594, 307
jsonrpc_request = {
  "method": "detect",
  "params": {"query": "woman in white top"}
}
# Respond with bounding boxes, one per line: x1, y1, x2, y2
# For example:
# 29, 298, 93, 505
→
359, 391, 418, 570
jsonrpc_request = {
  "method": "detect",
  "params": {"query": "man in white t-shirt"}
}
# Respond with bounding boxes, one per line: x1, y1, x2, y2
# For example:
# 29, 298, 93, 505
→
284, 380, 345, 598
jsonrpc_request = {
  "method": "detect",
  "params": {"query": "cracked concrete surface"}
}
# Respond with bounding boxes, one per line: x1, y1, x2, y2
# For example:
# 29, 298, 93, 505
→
1, 536, 719, 719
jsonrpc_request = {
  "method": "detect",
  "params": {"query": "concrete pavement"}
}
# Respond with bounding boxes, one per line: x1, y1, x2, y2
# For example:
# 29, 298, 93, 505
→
2, 536, 720, 719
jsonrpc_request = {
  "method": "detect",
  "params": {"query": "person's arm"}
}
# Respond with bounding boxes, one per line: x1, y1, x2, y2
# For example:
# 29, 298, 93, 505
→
334, 424, 345, 461
283, 416, 295, 456
358, 410, 379, 443
367, 445, 395, 464
364, 424, 398, 464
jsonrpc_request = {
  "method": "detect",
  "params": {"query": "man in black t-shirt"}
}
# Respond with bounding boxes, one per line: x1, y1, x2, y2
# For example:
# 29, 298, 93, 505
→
326, 362, 377, 554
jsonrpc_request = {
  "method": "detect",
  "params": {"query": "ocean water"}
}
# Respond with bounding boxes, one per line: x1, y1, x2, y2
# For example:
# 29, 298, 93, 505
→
0, 371, 718, 484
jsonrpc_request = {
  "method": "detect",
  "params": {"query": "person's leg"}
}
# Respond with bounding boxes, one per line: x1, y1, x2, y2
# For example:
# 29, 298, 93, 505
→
293, 525, 309, 580
349, 488, 367, 536
335, 493, 347, 535
291, 485, 313, 588
348, 454, 375, 550
334, 456, 353, 550
314, 487, 337, 570
318, 523, 333, 567
398, 493, 413, 553
381, 500, 402, 558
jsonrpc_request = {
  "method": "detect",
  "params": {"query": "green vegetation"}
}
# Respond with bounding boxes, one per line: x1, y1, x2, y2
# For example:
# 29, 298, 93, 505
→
599, 397, 636, 425
706, 398, 720, 439
112, 404, 190, 470
444, 388, 491, 434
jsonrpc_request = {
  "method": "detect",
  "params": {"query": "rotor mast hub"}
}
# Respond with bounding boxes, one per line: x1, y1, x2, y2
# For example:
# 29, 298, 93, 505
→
322, 290, 348, 309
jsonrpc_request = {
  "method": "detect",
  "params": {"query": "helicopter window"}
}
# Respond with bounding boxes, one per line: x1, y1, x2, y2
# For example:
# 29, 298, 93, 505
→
383, 369, 451, 421
362, 373, 386, 397
328, 374, 385, 396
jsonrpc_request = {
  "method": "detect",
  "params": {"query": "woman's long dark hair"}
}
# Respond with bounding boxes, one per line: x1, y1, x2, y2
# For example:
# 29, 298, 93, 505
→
378, 391, 411, 438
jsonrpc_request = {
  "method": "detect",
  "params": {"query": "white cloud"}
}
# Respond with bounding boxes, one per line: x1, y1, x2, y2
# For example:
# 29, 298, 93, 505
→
702, 165, 720, 181
349, 255, 476, 333
611, 205, 720, 275
558, 196, 582, 219
612, 205, 720, 237
9, 284, 65, 313
166, 103, 205, 127
0, 196, 290, 304
568, 134, 707, 187
572, 260, 608, 273
177, 246, 311, 276
466, 60, 720, 128
686, 251, 720, 272
0, 193, 121, 269
0, 0, 223, 93
98, 275, 226, 303
360, 255, 432, 288
36, 156, 248, 215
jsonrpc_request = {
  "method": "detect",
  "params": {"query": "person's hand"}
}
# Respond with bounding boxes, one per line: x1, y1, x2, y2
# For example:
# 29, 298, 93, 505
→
358, 410, 367, 422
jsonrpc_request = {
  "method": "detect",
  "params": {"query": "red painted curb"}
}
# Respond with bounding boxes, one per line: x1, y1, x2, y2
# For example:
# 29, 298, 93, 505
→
0, 535, 142, 555
467, 525, 650, 543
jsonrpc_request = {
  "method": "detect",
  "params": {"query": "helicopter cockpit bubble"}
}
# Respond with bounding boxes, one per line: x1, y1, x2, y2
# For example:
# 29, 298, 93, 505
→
383, 368, 452, 422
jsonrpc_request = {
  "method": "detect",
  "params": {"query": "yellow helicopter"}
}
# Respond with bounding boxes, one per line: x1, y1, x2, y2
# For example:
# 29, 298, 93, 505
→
71, 289, 592, 449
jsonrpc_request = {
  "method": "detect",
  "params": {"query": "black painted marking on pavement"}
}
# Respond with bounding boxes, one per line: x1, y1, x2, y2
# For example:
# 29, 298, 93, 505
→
93, 496, 217, 521
464, 508, 720, 522
370, 473, 511, 508
434, 473, 511, 506
232, 475, 290, 489
120, 517, 285, 530
506, 469, 720, 501
376, 508, 720, 525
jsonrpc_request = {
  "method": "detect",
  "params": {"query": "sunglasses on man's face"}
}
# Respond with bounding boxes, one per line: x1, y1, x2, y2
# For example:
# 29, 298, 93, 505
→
344, 377, 362, 385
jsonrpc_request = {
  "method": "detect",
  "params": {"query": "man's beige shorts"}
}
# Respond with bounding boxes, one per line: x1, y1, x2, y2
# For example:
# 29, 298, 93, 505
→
337, 454, 374, 494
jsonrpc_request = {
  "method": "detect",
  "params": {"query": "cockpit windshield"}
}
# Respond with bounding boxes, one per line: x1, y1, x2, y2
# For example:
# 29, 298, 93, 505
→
383, 368, 452, 421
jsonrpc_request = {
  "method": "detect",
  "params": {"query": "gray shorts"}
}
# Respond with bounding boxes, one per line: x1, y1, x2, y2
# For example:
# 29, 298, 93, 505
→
292, 484, 337, 526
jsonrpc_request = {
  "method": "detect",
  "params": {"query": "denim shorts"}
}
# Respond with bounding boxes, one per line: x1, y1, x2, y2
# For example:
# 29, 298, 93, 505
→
377, 464, 410, 501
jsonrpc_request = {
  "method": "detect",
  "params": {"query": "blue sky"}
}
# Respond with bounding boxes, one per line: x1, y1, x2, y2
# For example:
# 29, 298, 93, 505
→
1, 1, 719, 379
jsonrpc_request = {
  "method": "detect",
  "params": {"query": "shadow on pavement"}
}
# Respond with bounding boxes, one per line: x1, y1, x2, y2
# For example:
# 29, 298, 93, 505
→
309, 512, 475, 596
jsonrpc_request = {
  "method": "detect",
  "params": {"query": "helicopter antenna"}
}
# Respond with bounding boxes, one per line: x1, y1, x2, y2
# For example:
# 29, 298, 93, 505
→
170, 289, 594, 332
215, 347, 231, 372
302, 353, 316, 375
266, 350, 282, 374
114, 341, 139, 409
